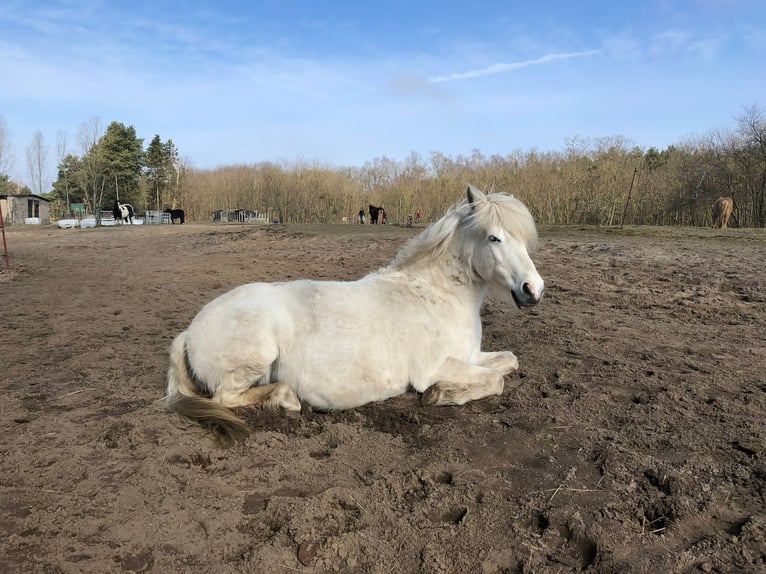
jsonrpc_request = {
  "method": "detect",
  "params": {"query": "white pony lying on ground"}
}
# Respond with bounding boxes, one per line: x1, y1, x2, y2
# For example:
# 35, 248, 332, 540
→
163, 185, 544, 444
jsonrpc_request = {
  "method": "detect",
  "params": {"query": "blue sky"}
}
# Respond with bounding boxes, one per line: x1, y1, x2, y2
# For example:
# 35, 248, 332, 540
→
1, 0, 765, 189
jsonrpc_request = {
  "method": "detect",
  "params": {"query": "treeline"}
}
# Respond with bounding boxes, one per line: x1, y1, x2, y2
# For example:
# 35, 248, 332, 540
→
48, 119, 183, 220
49, 106, 766, 227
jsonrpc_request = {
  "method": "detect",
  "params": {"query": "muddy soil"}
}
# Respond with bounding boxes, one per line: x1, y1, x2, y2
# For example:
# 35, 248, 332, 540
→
1, 220, 764, 573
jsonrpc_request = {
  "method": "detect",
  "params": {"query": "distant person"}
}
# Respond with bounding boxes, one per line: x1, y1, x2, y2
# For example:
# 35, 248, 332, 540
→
416, 209, 421, 224
358, 208, 366, 224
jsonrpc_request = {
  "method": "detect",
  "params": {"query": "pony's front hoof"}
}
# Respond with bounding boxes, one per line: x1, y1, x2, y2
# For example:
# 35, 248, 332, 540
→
420, 386, 442, 406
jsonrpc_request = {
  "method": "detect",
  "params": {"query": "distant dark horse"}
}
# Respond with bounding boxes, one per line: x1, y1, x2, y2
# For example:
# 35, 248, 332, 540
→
369, 205, 386, 225
164, 208, 185, 224
113, 200, 134, 224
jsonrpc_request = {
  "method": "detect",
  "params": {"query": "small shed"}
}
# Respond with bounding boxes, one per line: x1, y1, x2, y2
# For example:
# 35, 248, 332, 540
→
0, 194, 51, 224
212, 209, 268, 223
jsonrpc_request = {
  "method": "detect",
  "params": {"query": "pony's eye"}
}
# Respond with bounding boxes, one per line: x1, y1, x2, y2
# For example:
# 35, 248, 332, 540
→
488, 235, 501, 243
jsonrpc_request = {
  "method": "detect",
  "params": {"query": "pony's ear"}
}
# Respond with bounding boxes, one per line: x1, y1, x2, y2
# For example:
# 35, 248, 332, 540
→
466, 185, 485, 207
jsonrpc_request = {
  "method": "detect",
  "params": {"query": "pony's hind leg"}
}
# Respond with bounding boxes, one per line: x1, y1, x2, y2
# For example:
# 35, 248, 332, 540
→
218, 382, 301, 412
421, 357, 505, 406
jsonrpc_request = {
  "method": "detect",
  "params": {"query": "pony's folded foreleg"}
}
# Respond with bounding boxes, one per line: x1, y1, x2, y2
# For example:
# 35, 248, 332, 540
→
474, 350, 519, 374
421, 357, 505, 406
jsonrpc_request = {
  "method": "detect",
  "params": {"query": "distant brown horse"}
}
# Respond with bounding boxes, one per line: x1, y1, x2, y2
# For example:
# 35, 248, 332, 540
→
712, 197, 733, 230
369, 205, 383, 225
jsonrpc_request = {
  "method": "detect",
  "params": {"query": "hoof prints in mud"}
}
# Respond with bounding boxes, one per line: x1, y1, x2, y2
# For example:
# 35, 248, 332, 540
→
637, 467, 679, 534
120, 549, 154, 573
522, 511, 600, 570
428, 506, 468, 525
528, 510, 550, 535
554, 521, 599, 570
639, 499, 674, 535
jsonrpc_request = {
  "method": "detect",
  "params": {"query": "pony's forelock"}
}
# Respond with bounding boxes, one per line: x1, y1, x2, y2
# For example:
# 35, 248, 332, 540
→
463, 192, 538, 250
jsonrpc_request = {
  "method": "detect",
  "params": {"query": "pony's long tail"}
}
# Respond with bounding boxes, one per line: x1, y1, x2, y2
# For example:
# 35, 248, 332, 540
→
162, 332, 250, 446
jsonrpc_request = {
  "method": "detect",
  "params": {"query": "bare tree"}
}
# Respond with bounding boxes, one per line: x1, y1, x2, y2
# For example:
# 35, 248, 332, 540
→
172, 154, 191, 208
0, 115, 15, 180
77, 117, 105, 215
56, 129, 69, 164
736, 104, 766, 226
56, 129, 71, 208
25, 130, 49, 196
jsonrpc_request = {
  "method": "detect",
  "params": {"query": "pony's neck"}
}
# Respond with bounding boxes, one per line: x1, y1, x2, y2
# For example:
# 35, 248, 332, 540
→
388, 214, 488, 309
396, 249, 488, 312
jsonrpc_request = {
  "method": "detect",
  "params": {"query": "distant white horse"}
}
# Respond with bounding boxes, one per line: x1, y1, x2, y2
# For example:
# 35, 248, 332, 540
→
162, 186, 545, 444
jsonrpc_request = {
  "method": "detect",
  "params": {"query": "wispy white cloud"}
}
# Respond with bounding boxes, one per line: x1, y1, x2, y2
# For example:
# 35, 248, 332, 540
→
428, 50, 600, 83
687, 34, 727, 60
649, 28, 727, 60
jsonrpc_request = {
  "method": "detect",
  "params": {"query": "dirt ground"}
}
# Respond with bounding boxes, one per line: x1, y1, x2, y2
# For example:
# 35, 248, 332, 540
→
1, 218, 764, 574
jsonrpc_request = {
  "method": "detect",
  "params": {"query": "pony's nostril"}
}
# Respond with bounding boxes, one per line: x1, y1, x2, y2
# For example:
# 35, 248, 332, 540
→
522, 282, 533, 297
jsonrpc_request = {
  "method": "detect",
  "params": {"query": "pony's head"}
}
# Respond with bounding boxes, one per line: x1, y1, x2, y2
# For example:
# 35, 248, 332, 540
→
392, 185, 543, 308
461, 185, 543, 307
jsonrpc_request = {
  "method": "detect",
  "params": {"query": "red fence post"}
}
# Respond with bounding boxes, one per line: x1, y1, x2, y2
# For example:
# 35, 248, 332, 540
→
0, 200, 9, 269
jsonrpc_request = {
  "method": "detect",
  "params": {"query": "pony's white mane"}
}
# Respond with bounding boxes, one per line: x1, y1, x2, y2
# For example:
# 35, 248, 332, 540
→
390, 188, 538, 272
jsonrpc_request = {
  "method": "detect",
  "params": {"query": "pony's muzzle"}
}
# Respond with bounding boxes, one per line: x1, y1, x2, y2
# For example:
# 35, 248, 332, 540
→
514, 282, 544, 308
